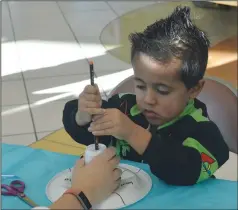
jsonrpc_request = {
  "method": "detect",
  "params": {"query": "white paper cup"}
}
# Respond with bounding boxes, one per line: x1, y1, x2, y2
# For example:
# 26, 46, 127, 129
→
84, 144, 107, 165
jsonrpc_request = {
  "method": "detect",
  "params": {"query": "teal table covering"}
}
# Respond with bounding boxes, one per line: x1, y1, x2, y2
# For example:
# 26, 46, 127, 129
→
2, 143, 237, 209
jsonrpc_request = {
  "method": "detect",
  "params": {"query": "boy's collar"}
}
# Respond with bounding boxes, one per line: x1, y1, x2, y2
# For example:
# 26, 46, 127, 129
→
130, 99, 196, 129
158, 99, 196, 130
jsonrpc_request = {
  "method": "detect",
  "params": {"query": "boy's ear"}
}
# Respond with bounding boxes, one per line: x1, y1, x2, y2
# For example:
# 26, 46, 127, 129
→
188, 79, 205, 99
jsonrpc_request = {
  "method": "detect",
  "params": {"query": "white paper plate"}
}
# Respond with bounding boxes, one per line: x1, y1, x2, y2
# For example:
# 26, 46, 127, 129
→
46, 164, 152, 209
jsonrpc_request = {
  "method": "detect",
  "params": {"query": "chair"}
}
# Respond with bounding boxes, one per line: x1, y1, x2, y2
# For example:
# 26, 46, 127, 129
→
109, 75, 135, 97
197, 78, 237, 154
109, 76, 237, 154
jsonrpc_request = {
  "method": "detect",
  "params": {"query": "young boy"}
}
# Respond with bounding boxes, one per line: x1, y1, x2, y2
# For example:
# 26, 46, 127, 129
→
63, 6, 229, 186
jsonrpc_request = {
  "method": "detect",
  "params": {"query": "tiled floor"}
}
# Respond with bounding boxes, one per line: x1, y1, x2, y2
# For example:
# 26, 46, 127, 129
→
1, 1, 237, 181
1, 1, 156, 144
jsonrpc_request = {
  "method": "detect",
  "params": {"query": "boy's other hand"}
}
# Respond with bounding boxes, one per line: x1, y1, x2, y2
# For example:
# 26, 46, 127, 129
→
88, 108, 136, 141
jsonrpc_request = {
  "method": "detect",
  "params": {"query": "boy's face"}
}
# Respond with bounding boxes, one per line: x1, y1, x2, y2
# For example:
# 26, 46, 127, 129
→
132, 53, 203, 126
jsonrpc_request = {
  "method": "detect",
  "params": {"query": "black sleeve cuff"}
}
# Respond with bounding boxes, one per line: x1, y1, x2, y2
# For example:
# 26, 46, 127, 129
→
71, 108, 91, 130
142, 133, 162, 164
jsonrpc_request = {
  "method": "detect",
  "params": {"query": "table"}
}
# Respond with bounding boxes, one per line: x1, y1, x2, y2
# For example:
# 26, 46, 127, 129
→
2, 143, 238, 209
206, 36, 237, 89
212, 1, 238, 7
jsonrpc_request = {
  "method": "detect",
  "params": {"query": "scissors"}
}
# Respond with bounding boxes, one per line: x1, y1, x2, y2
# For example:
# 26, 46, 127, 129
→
1, 180, 38, 207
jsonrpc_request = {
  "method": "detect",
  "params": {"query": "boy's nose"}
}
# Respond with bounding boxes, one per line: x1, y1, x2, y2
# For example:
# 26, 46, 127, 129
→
144, 90, 156, 105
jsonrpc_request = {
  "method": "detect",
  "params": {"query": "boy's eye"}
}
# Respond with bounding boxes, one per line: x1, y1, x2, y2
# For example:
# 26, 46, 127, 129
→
153, 84, 170, 95
157, 90, 169, 95
156, 87, 169, 95
136, 85, 146, 90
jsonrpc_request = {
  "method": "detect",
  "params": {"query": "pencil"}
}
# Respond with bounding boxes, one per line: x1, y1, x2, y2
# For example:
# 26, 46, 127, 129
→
89, 61, 94, 86
89, 60, 99, 150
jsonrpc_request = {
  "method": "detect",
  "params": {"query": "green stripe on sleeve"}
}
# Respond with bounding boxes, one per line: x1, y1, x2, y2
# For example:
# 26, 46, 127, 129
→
130, 104, 142, 116
183, 137, 218, 183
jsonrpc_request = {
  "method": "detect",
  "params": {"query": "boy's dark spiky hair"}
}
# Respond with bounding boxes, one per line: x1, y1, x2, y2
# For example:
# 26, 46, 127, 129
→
129, 6, 210, 89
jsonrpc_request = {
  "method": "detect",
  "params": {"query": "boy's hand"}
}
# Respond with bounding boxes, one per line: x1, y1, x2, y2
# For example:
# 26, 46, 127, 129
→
78, 84, 103, 114
76, 84, 104, 125
88, 108, 137, 140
